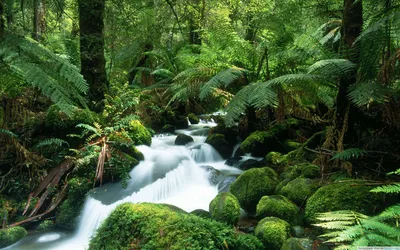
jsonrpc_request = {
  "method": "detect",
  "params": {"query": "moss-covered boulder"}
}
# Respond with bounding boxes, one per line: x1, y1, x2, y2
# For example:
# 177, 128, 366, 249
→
127, 120, 152, 146
89, 203, 263, 250
231, 167, 279, 213
117, 144, 144, 161
188, 113, 200, 124
190, 209, 211, 219
209, 192, 241, 225
241, 130, 288, 157
282, 163, 321, 180
175, 134, 194, 145
278, 178, 318, 206
305, 181, 385, 223
205, 133, 232, 158
280, 238, 313, 250
37, 220, 54, 231
254, 217, 290, 250
162, 124, 176, 133
256, 195, 299, 223
265, 152, 288, 167
0, 226, 27, 248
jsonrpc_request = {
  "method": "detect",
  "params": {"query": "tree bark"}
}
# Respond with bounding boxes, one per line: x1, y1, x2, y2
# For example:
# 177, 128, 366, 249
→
33, 0, 46, 41
79, 0, 108, 112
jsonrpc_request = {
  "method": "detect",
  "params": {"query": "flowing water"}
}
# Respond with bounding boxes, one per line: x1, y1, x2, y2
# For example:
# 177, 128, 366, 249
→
4, 120, 243, 250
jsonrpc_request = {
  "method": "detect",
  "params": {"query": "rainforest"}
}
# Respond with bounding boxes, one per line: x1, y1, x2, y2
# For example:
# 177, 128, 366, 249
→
0, 0, 400, 249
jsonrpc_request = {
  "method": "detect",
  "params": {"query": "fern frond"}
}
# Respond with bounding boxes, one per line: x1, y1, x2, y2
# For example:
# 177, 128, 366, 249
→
76, 123, 101, 136
307, 59, 357, 80
330, 148, 367, 161
35, 138, 70, 148
199, 67, 245, 100
224, 84, 257, 126
0, 128, 18, 138
370, 184, 400, 194
347, 81, 389, 107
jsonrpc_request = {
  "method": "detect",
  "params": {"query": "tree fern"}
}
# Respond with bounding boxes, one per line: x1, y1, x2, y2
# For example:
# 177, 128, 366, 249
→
0, 34, 88, 115
347, 81, 389, 107
330, 148, 367, 161
307, 59, 357, 81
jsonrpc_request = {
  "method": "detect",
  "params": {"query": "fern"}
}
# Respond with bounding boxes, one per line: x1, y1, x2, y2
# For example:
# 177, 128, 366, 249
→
0, 34, 88, 115
347, 81, 389, 107
35, 138, 70, 148
330, 148, 367, 161
307, 59, 357, 81
0, 128, 18, 138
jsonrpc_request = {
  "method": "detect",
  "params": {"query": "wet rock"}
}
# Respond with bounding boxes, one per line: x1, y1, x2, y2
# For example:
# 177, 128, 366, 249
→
190, 209, 211, 218
205, 133, 232, 159
218, 176, 237, 192
225, 156, 242, 166
237, 159, 263, 170
175, 134, 194, 145
162, 124, 176, 133
199, 165, 225, 185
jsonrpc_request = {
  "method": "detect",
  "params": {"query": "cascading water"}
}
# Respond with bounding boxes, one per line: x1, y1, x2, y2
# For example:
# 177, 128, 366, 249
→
4, 120, 243, 250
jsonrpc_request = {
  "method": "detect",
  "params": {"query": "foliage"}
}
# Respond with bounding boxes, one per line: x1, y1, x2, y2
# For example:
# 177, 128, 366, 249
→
330, 148, 368, 161
254, 217, 290, 250
255, 195, 299, 223
278, 178, 319, 206
0, 226, 27, 248
209, 192, 241, 225
89, 203, 263, 250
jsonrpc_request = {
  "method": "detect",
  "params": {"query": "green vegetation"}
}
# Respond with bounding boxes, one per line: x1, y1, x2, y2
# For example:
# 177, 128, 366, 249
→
209, 192, 241, 225
254, 217, 290, 250
0, 226, 27, 248
279, 178, 319, 206
230, 167, 279, 213
89, 203, 263, 250
256, 195, 299, 223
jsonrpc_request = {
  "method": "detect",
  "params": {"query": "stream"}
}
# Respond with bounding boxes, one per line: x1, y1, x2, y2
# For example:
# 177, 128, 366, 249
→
4, 120, 246, 249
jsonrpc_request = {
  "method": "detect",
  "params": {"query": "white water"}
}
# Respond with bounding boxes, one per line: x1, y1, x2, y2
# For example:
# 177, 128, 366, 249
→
5, 120, 242, 250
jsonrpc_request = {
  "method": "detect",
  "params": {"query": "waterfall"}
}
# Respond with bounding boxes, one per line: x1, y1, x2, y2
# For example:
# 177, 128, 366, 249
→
5, 121, 241, 250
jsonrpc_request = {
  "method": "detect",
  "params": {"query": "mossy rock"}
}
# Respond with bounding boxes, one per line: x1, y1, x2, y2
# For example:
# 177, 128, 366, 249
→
231, 167, 279, 214
0, 226, 27, 248
265, 152, 288, 167
209, 192, 241, 225
188, 113, 200, 124
89, 203, 263, 250
278, 178, 318, 206
37, 220, 54, 231
300, 164, 320, 179
190, 209, 211, 219
127, 120, 152, 146
205, 133, 232, 158
282, 163, 321, 181
117, 144, 144, 161
162, 124, 176, 133
256, 195, 299, 223
305, 181, 385, 223
240, 130, 286, 157
254, 217, 290, 250
45, 105, 98, 129
280, 238, 313, 250
208, 124, 238, 146
163, 111, 189, 129
175, 134, 194, 145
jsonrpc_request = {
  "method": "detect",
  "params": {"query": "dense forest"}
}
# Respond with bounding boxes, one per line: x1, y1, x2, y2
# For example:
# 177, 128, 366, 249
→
0, 0, 400, 249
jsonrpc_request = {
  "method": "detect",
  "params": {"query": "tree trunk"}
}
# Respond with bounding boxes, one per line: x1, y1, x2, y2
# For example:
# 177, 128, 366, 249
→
33, 0, 46, 41
0, 0, 5, 39
79, 0, 107, 112
128, 43, 153, 85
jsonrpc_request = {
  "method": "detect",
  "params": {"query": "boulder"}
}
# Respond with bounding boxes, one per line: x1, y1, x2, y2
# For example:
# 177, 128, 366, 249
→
305, 180, 385, 223
188, 113, 200, 124
175, 134, 194, 145
209, 192, 241, 225
280, 238, 313, 250
237, 159, 263, 170
205, 133, 232, 159
190, 209, 211, 219
278, 178, 318, 206
127, 120, 152, 146
162, 124, 176, 133
218, 176, 237, 193
89, 203, 263, 250
0, 226, 27, 248
254, 217, 290, 250
256, 195, 299, 223
230, 167, 279, 213
240, 130, 285, 157
225, 156, 242, 166
199, 165, 225, 185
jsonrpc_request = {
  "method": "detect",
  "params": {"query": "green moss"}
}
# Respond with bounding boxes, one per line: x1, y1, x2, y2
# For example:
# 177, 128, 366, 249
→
280, 238, 313, 250
300, 164, 320, 179
282, 163, 321, 181
205, 133, 232, 158
265, 152, 288, 167
256, 195, 299, 223
89, 203, 263, 250
37, 220, 54, 231
45, 105, 98, 129
209, 192, 241, 225
190, 209, 211, 219
241, 131, 272, 153
305, 181, 385, 223
278, 178, 318, 206
254, 217, 290, 250
231, 167, 279, 214
0, 226, 27, 248
188, 113, 200, 124
175, 134, 194, 145
162, 124, 176, 133
128, 120, 152, 146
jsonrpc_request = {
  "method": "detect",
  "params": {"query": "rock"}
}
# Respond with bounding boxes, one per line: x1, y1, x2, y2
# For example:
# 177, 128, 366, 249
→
256, 195, 299, 223
89, 203, 263, 250
188, 113, 200, 124
0, 226, 27, 248
37, 220, 54, 231
190, 209, 211, 218
208, 124, 239, 147
218, 176, 237, 192
127, 120, 152, 146
209, 192, 241, 225
175, 134, 194, 145
117, 145, 144, 161
282, 163, 320, 180
240, 130, 286, 157
254, 217, 290, 249
280, 238, 313, 250
237, 159, 263, 170
205, 133, 232, 159
225, 156, 242, 166
199, 165, 225, 185
305, 180, 385, 223
278, 178, 319, 206
291, 226, 305, 238
265, 152, 288, 167
162, 124, 176, 133
230, 167, 279, 214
